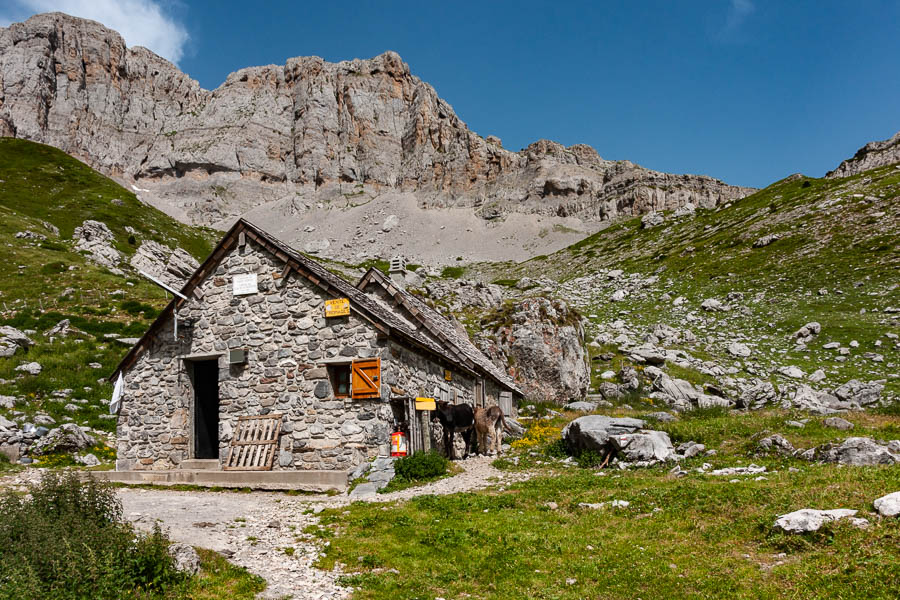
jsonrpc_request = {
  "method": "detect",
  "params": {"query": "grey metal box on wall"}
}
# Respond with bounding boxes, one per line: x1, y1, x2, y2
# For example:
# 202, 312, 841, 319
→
228, 349, 247, 364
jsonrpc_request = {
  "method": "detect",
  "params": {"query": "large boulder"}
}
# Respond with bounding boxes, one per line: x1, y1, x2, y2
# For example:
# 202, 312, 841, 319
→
130, 240, 199, 288
73, 220, 122, 274
30, 423, 96, 455
0, 326, 33, 357
477, 297, 589, 404
562, 415, 645, 454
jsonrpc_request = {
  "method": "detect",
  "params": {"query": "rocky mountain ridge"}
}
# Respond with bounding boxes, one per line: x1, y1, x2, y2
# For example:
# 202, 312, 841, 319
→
0, 12, 753, 263
828, 131, 900, 179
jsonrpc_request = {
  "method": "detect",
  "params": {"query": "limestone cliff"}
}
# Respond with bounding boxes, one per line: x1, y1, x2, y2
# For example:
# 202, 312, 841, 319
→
0, 12, 753, 262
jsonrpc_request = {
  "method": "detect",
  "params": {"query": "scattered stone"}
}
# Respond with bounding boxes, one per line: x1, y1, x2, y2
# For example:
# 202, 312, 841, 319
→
727, 342, 752, 358
169, 543, 201, 575
823, 417, 854, 431
753, 234, 780, 248
701, 299, 727, 312
774, 509, 860, 534
563, 401, 597, 412
757, 434, 795, 456
562, 415, 645, 454
44, 319, 73, 338
792, 322, 821, 343
381, 215, 399, 232
778, 366, 805, 379
641, 212, 665, 228
15, 361, 42, 375
76, 453, 101, 467
645, 412, 676, 423
873, 492, 900, 517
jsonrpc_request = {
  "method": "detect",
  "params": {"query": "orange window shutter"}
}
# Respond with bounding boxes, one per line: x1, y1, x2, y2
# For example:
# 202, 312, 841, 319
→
351, 358, 381, 399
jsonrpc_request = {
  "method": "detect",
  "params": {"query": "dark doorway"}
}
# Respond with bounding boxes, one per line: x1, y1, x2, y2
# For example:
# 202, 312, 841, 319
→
192, 360, 220, 459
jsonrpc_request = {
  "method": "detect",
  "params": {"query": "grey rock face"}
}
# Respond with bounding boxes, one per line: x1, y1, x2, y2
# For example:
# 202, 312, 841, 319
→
563, 401, 597, 412
477, 297, 588, 404
0, 13, 752, 254
828, 131, 900, 178
130, 240, 199, 288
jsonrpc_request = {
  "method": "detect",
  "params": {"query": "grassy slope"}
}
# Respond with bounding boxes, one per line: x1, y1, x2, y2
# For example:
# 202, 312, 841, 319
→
320, 407, 900, 600
0, 139, 217, 450
476, 166, 900, 398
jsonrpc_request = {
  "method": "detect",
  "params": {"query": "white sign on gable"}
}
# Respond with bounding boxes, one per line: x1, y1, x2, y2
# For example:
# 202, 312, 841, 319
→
232, 273, 258, 296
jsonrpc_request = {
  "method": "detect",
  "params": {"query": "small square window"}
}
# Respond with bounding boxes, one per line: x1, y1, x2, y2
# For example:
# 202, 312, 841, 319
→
328, 364, 351, 398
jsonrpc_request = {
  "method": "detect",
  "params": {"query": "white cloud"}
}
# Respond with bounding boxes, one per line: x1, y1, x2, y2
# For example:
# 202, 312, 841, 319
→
720, 0, 755, 40
0, 0, 188, 64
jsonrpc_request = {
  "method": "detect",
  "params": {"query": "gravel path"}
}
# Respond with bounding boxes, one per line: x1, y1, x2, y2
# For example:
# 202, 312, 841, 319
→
118, 455, 532, 599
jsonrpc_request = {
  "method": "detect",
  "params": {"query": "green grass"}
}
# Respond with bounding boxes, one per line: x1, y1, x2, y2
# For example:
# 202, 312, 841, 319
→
317, 408, 900, 599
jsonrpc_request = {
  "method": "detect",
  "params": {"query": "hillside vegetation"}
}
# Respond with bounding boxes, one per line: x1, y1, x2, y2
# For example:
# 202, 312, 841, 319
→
476, 165, 899, 400
0, 139, 217, 460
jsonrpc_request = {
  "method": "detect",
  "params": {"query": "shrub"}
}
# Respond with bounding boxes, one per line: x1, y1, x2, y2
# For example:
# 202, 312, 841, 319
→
0, 471, 187, 599
393, 451, 449, 482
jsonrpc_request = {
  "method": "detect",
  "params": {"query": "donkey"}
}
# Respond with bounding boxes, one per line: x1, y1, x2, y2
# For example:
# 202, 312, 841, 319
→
434, 400, 475, 459
474, 405, 505, 456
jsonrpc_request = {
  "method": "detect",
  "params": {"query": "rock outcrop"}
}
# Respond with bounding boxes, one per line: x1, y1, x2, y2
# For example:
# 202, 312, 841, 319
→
0, 12, 752, 261
476, 297, 589, 404
130, 240, 199, 288
827, 131, 900, 178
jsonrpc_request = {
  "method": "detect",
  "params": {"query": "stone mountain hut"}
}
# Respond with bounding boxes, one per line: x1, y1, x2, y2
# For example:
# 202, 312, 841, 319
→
106, 219, 522, 490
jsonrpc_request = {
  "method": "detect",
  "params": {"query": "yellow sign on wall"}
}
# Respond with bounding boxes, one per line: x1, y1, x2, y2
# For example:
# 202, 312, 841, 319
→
444, 369, 452, 381
324, 298, 350, 317
415, 397, 436, 411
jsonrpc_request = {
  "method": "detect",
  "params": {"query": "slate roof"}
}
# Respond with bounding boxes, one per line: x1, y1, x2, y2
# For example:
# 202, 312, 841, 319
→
358, 268, 523, 396
113, 219, 518, 396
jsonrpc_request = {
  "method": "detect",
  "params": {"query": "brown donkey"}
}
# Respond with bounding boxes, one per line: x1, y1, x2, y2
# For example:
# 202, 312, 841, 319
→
474, 405, 505, 456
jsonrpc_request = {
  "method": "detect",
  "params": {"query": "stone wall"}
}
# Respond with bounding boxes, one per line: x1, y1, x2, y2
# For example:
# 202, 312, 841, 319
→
116, 238, 484, 472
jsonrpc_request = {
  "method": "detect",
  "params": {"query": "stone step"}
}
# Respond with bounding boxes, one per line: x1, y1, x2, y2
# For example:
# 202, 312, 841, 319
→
178, 459, 221, 470
89, 468, 348, 492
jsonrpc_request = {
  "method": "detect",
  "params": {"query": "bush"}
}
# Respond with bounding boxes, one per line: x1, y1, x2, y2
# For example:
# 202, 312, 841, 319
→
0, 472, 187, 599
394, 451, 449, 482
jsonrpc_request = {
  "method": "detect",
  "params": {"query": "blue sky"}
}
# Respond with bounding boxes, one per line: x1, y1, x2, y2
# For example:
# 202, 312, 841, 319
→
2, 0, 899, 188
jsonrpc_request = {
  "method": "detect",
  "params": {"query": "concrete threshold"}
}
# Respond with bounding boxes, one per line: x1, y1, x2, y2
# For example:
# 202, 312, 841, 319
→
91, 469, 348, 492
